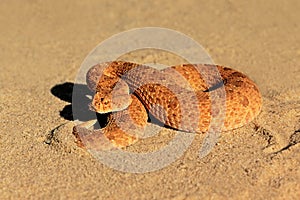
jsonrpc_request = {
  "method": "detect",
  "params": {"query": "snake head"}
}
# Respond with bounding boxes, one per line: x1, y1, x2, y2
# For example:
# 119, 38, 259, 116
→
90, 79, 132, 113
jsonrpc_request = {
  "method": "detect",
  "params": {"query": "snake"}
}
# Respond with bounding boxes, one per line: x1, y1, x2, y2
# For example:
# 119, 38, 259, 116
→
73, 61, 262, 150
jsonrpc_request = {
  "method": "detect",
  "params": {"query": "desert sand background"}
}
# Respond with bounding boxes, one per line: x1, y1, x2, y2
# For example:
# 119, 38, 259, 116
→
1, 0, 299, 199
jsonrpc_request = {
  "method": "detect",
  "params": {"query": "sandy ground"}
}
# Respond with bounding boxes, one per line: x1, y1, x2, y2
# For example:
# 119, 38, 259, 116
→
1, 0, 300, 199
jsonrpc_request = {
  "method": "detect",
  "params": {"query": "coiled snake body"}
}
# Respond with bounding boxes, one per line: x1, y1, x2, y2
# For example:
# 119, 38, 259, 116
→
73, 61, 262, 150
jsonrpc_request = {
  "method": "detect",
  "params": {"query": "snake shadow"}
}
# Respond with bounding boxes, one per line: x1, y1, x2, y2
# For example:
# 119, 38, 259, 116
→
50, 82, 108, 128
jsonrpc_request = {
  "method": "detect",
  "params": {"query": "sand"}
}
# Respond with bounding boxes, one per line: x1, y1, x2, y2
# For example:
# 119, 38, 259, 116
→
1, 0, 299, 199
